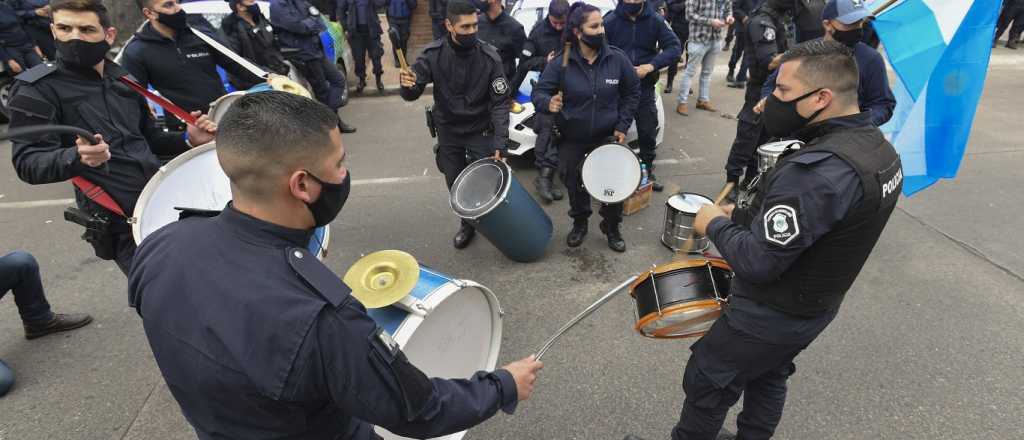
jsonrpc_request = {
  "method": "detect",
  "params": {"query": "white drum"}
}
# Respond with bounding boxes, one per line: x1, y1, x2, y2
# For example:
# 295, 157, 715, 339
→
131, 143, 329, 259
580, 143, 643, 204
365, 266, 503, 440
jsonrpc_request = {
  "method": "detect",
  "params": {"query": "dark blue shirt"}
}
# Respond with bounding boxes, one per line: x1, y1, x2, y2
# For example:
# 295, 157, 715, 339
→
129, 205, 518, 439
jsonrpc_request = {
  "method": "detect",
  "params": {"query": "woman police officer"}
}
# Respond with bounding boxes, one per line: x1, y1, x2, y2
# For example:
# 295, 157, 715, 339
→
532, 2, 640, 252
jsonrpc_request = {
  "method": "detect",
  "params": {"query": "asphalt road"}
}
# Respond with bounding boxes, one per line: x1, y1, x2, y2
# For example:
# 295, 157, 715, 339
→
1, 50, 1022, 439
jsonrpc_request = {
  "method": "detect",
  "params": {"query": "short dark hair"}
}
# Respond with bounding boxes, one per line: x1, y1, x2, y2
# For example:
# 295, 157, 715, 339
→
446, 0, 478, 24
548, 0, 570, 18
49, 0, 112, 28
778, 39, 859, 104
217, 92, 340, 197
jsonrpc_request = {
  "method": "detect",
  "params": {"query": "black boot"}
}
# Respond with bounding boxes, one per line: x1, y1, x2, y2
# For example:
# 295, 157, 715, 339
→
599, 220, 626, 252
551, 185, 564, 200
566, 220, 588, 247
1007, 37, 1019, 49
338, 119, 357, 134
24, 313, 93, 340
648, 168, 664, 192
356, 77, 366, 94
453, 223, 475, 249
534, 167, 556, 203
376, 74, 385, 94
726, 70, 735, 84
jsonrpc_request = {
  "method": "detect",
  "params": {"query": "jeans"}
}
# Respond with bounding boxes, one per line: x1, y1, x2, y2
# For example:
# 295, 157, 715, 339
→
677, 39, 724, 104
0, 251, 54, 325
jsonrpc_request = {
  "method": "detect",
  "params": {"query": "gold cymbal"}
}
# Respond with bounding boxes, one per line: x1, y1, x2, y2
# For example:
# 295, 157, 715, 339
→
268, 75, 313, 99
344, 250, 420, 308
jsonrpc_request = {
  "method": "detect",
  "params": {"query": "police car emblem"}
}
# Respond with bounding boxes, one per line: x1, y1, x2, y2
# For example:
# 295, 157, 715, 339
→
764, 27, 776, 41
492, 77, 509, 95
764, 204, 800, 246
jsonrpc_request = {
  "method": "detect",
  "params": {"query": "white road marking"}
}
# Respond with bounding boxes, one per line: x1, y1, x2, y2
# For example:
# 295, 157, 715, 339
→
0, 198, 76, 209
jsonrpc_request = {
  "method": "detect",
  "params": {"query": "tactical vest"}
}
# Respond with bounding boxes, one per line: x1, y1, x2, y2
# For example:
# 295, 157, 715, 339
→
739, 124, 903, 317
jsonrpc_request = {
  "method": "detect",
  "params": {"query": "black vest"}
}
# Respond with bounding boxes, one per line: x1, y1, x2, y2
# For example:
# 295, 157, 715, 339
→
739, 121, 903, 317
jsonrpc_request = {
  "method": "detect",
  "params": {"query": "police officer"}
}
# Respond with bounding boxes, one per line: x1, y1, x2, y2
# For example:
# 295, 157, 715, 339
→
8, 0, 217, 275
428, 0, 448, 39
476, 0, 526, 82
725, 0, 761, 89
399, 0, 511, 250
1, 250, 94, 397
271, 0, 357, 133
0, 1, 43, 75
385, 0, 417, 67
627, 40, 903, 440
513, 0, 568, 203
722, 3, 784, 196
762, 0, 826, 43
605, 0, 682, 192
121, 0, 264, 130
338, 0, 386, 94
533, 2, 640, 252
8, 0, 56, 59
221, 0, 291, 80
664, 0, 688, 94
128, 91, 543, 438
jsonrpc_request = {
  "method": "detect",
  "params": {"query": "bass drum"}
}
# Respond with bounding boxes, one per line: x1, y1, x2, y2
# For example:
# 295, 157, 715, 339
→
131, 143, 329, 259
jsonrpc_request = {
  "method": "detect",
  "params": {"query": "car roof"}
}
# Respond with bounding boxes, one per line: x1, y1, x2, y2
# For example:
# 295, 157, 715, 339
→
510, 0, 617, 33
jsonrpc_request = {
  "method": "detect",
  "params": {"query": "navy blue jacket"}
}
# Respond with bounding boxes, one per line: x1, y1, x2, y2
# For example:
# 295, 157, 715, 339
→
129, 205, 519, 440
270, 0, 328, 61
0, 2, 33, 61
603, 1, 682, 71
387, 0, 417, 19
532, 44, 640, 141
761, 41, 895, 126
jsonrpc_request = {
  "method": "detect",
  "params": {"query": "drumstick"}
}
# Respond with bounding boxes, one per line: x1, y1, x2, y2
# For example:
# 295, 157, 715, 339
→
535, 274, 639, 361
673, 182, 735, 260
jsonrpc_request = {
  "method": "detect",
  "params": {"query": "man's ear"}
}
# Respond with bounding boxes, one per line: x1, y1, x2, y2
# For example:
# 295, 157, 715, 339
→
105, 27, 117, 45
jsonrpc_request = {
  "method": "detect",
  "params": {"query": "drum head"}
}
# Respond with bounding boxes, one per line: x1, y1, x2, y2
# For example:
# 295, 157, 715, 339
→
758, 139, 803, 154
374, 277, 502, 440
667, 192, 713, 214
450, 158, 510, 220
208, 91, 247, 124
581, 144, 642, 204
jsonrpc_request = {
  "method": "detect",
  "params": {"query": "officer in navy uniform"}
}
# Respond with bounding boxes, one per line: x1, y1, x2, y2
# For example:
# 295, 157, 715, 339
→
128, 91, 543, 439
8, 0, 216, 276
722, 4, 785, 197
626, 40, 902, 440
399, 0, 510, 250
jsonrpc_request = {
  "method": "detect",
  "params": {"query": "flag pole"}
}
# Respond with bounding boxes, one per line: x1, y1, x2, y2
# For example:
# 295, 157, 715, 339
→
872, 0, 901, 15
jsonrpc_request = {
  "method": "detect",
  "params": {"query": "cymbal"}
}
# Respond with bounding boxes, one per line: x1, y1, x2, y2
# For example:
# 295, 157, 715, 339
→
344, 250, 420, 308
268, 75, 313, 99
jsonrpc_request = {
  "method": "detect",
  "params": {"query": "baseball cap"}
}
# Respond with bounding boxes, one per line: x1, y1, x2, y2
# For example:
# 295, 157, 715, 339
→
821, 0, 874, 25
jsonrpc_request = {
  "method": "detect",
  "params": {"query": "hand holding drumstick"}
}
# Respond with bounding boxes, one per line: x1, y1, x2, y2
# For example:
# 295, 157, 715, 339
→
675, 182, 735, 259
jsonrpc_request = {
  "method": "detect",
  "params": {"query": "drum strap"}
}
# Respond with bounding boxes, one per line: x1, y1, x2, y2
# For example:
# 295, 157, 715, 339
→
117, 76, 198, 125
70, 176, 126, 218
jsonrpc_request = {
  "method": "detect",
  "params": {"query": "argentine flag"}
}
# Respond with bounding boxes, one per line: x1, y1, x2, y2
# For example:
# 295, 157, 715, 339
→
866, 0, 1001, 196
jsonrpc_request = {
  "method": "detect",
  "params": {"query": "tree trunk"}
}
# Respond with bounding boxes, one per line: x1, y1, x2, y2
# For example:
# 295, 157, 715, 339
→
108, 1, 145, 46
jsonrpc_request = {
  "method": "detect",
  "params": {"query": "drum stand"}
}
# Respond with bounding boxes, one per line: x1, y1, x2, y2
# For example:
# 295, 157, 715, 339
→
535, 275, 639, 360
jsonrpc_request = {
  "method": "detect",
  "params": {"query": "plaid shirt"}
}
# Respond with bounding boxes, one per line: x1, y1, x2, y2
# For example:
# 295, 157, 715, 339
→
686, 0, 733, 43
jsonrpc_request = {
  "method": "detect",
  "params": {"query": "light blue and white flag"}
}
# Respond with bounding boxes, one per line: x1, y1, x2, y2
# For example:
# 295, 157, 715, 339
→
866, 0, 1001, 196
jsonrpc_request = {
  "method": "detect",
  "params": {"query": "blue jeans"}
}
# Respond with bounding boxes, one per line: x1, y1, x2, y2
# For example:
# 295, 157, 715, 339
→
0, 252, 54, 325
677, 39, 724, 104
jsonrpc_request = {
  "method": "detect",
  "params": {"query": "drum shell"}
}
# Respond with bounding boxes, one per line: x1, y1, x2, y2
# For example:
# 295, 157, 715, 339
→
450, 159, 552, 262
631, 263, 732, 320
660, 193, 712, 253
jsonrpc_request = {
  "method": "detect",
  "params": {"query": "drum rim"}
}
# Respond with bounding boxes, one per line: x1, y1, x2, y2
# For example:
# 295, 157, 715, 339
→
628, 258, 732, 294
758, 139, 804, 153
449, 158, 512, 220
208, 91, 247, 124
634, 300, 722, 339
581, 143, 642, 204
131, 142, 218, 245
665, 192, 714, 213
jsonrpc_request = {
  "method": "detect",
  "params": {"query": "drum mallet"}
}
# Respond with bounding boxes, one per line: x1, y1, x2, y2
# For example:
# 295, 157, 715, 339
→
673, 181, 735, 260
535, 274, 639, 361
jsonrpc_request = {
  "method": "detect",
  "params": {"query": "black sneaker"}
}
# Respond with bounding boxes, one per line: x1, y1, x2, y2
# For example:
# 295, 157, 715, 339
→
24, 313, 93, 340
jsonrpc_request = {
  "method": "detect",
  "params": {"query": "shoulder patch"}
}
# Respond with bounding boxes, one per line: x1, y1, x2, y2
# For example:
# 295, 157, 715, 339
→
764, 204, 801, 246
763, 26, 776, 42
8, 85, 55, 120
286, 247, 351, 307
14, 62, 59, 84
492, 76, 509, 95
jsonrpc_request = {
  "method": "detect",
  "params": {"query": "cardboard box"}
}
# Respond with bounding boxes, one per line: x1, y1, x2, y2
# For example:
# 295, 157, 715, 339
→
623, 183, 653, 216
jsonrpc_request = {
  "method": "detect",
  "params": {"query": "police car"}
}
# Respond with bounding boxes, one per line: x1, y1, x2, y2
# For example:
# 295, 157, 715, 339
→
505, 0, 666, 156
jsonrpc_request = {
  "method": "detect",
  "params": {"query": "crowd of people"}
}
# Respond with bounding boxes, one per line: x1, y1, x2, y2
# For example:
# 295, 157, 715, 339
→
0, 0, 982, 438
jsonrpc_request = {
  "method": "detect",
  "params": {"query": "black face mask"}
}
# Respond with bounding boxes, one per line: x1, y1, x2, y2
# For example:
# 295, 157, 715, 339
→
622, 1, 644, 15
245, 4, 261, 17
580, 32, 606, 50
763, 88, 825, 138
831, 27, 863, 47
56, 38, 111, 68
451, 32, 478, 51
157, 9, 189, 31
303, 170, 351, 228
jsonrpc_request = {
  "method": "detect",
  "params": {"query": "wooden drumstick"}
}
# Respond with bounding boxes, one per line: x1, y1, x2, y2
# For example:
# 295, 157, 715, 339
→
673, 182, 736, 260
397, 48, 410, 71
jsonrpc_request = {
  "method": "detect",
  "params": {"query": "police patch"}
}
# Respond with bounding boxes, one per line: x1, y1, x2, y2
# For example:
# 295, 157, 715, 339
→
763, 27, 776, 42
492, 77, 509, 95
764, 204, 800, 246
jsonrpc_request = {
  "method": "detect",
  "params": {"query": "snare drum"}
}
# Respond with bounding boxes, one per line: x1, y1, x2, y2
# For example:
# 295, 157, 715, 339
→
756, 139, 803, 173
661, 192, 714, 253
366, 267, 503, 440
132, 143, 329, 259
208, 83, 273, 124
630, 258, 733, 338
580, 143, 642, 204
